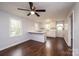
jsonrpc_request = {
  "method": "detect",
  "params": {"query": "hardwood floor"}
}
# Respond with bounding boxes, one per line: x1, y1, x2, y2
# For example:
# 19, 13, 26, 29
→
0, 37, 72, 56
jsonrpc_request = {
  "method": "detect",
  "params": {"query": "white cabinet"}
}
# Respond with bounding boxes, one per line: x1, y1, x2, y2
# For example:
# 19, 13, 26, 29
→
46, 30, 56, 37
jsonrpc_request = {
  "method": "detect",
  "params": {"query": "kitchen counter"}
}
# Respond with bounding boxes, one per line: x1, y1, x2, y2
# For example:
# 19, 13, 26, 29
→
28, 32, 44, 34
28, 32, 46, 43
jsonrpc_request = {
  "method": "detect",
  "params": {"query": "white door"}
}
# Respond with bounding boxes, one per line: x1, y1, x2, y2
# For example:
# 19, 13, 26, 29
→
56, 21, 64, 37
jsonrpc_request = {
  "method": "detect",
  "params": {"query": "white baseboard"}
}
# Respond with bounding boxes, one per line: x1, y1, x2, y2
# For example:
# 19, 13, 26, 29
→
0, 39, 29, 51
0, 38, 45, 51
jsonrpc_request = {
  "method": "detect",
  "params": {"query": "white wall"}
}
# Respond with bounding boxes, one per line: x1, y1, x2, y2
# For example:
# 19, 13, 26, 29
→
64, 19, 68, 45
0, 11, 35, 51
64, 2, 79, 56
64, 15, 72, 47
73, 3, 79, 56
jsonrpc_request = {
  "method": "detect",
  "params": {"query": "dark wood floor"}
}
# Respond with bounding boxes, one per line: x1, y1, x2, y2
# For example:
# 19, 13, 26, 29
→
0, 37, 72, 56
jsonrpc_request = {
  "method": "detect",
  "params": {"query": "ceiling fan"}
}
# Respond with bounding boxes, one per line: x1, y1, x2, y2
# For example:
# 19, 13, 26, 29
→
17, 2, 46, 17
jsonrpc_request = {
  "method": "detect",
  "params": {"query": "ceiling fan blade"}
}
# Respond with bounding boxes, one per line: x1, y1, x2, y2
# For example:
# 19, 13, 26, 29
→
36, 10, 46, 12
27, 13, 31, 16
18, 8, 30, 11
29, 2, 33, 10
35, 13, 40, 17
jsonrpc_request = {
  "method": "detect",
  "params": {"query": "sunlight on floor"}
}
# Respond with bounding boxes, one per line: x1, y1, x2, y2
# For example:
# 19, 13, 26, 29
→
46, 40, 51, 48
11, 48, 22, 56
45, 40, 52, 56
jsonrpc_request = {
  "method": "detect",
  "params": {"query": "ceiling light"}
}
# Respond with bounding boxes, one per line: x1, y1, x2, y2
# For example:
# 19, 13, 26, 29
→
31, 11, 35, 15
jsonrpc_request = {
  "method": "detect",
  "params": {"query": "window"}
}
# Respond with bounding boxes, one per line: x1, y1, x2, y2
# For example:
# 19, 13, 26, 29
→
56, 23, 63, 31
10, 19, 22, 37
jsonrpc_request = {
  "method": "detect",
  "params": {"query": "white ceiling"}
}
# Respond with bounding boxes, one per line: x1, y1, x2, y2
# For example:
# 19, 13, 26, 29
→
0, 2, 75, 21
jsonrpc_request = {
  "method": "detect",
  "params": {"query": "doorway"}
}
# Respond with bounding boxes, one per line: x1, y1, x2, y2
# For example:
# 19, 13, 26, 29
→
56, 21, 64, 38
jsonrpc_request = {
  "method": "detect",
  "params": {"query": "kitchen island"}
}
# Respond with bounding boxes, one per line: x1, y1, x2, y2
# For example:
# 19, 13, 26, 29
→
28, 32, 46, 43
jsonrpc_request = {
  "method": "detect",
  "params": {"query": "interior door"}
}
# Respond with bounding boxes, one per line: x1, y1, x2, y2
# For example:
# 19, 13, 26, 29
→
56, 21, 64, 37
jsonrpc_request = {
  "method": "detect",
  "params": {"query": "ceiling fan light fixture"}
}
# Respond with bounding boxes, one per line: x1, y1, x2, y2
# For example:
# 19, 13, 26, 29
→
17, 2, 46, 17
30, 11, 35, 15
